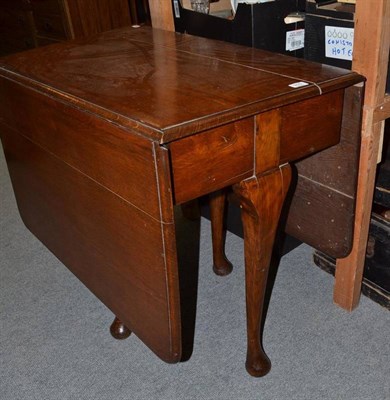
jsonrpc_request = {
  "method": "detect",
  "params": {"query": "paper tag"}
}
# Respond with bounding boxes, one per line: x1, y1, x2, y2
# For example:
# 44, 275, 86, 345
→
289, 81, 309, 89
173, 0, 180, 18
325, 26, 354, 61
286, 29, 305, 51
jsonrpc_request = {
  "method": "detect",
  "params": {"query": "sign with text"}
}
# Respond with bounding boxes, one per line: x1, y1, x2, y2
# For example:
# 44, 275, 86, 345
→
325, 26, 354, 61
286, 29, 305, 51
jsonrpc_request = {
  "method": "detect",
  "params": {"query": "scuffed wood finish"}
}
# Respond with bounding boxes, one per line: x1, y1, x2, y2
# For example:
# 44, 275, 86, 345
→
334, 0, 390, 310
233, 165, 292, 377
0, 27, 364, 375
110, 317, 132, 340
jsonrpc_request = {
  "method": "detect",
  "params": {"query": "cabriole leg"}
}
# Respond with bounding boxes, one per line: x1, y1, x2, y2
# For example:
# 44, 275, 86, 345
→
233, 164, 291, 377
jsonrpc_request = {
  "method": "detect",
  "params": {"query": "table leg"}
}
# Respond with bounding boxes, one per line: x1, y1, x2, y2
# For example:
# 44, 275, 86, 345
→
233, 165, 291, 377
209, 189, 233, 276
110, 317, 132, 340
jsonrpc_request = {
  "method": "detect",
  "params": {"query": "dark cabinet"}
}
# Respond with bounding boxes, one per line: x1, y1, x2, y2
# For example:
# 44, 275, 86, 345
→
0, 0, 132, 56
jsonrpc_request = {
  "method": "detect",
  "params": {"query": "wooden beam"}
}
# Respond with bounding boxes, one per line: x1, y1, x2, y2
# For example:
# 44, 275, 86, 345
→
374, 94, 390, 123
334, 0, 390, 310
148, 0, 175, 31
352, 0, 390, 107
334, 111, 383, 310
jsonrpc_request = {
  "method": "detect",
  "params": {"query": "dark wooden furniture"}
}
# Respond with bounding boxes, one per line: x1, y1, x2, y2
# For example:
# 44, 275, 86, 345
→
0, 0, 132, 56
0, 26, 364, 376
210, 74, 364, 275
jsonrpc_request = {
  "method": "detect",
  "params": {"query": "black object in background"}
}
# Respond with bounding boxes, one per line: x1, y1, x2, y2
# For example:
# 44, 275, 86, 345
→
304, 0, 354, 69
173, 0, 305, 58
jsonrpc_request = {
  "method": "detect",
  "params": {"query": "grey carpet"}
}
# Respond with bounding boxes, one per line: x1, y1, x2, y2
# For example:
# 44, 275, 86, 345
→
1, 143, 389, 400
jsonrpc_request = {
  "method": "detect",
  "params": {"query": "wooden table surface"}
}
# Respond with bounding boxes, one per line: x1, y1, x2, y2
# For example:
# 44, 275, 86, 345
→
0, 26, 364, 376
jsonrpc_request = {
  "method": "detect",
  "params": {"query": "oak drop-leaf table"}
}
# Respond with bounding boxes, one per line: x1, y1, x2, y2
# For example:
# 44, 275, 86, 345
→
0, 27, 364, 377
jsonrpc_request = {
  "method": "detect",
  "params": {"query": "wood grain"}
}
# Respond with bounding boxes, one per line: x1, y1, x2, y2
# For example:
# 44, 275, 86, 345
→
1, 126, 181, 362
280, 90, 344, 163
0, 77, 162, 220
0, 27, 362, 143
233, 165, 292, 377
64, 0, 131, 38
255, 109, 281, 173
169, 118, 254, 204
148, 0, 175, 31
286, 84, 364, 258
334, 0, 390, 310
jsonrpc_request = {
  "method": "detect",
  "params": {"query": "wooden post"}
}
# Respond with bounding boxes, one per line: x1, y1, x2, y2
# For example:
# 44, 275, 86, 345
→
148, 0, 175, 31
334, 0, 390, 310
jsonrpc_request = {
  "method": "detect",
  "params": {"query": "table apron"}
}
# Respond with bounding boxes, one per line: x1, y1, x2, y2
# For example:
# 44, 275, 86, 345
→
168, 89, 345, 204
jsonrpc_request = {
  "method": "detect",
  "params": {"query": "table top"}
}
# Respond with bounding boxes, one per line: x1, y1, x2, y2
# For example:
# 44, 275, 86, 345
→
0, 26, 363, 143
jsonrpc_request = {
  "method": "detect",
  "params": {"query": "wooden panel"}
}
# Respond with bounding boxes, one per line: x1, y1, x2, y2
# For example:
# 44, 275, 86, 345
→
286, 175, 356, 257
169, 118, 254, 204
280, 90, 344, 163
294, 85, 363, 196
65, 0, 131, 39
286, 85, 364, 258
0, 77, 162, 220
0, 124, 181, 363
334, 110, 384, 308
255, 109, 281, 173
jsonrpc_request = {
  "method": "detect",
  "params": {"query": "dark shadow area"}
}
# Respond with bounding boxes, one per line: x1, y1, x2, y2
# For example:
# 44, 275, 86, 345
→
199, 166, 301, 338
262, 165, 300, 330
174, 204, 201, 362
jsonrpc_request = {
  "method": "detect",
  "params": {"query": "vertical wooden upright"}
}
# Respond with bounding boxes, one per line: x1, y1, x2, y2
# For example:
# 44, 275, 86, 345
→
334, 0, 390, 310
148, 0, 175, 31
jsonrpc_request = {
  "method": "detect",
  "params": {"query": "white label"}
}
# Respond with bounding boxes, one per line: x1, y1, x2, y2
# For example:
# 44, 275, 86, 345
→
286, 29, 305, 51
173, 0, 180, 18
289, 81, 309, 88
325, 26, 354, 61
